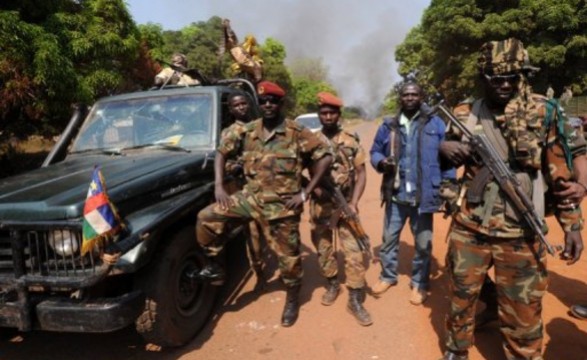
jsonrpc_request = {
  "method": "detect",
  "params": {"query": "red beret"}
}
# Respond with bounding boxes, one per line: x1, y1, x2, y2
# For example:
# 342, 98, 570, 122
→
317, 92, 343, 108
257, 81, 286, 97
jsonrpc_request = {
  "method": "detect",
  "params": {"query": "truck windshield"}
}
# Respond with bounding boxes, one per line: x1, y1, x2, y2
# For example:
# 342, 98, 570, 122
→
70, 94, 214, 153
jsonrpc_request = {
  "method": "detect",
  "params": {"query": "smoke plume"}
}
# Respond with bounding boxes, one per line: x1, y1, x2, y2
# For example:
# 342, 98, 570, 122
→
128, 0, 429, 117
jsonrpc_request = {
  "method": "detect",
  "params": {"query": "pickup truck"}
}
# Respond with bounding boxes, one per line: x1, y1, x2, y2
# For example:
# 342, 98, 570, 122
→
0, 79, 258, 347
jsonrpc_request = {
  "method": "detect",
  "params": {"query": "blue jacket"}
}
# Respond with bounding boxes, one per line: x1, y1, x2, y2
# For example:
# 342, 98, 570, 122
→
370, 106, 455, 213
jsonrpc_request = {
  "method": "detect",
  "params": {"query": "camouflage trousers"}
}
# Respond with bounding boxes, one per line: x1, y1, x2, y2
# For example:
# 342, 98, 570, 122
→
309, 199, 366, 289
196, 191, 303, 287
224, 178, 265, 274
445, 223, 548, 360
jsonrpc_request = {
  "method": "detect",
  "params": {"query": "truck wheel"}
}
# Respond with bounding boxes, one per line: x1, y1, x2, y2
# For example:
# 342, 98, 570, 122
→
135, 226, 218, 347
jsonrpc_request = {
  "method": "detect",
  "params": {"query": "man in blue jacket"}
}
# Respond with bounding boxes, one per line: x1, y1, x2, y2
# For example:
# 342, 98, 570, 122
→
370, 82, 455, 304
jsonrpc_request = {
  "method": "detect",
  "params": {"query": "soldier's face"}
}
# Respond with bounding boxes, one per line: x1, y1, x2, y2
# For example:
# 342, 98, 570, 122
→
400, 84, 422, 112
318, 106, 340, 130
172, 55, 186, 67
484, 72, 521, 105
229, 96, 250, 121
258, 95, 282, 120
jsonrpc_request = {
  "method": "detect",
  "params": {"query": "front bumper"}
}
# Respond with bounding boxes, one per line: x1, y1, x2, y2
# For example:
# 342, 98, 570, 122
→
0, 290, 145, 332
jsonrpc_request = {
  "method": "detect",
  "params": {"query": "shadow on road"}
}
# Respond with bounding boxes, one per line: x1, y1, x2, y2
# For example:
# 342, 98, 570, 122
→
0, 235, 278, 360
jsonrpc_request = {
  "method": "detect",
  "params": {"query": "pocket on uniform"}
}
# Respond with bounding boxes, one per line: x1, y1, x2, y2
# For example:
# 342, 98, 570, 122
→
242, 152, 257, 176
275, 155, 298, 174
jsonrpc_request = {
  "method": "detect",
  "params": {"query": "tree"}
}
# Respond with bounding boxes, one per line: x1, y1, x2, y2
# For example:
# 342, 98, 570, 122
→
395, 0, 587, 104
259, 37, 296, 114
0, 0, 156, 138
291, 77, 337, 115
289, 57, 329, 83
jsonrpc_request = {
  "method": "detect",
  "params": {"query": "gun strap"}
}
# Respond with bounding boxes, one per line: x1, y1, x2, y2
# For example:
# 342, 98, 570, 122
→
468, 100, 546, 223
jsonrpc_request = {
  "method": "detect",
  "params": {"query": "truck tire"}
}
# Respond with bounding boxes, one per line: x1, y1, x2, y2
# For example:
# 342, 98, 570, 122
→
135, 226, 218, 347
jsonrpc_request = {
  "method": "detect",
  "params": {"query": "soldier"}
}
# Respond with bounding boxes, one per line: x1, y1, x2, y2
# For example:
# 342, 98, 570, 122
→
189, 81, 332, 327
154, 53, 199, 87
308, 92, 372, 326
221, 93, 265, 288
439, 38, 585, 360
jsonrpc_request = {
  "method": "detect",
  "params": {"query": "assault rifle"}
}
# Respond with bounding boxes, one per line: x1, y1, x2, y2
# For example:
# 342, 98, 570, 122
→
319, 177, 372, 257
435, 102, 558, 255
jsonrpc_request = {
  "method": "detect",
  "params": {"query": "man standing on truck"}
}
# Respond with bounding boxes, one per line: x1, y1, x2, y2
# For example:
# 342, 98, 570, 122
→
154, 53, 199, 87
190, 81, 333, 327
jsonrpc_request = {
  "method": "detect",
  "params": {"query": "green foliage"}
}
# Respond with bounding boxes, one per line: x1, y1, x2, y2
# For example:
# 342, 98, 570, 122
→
0, 0, 156, 138
396, 0, 587, 104
288, 57, 338, 116
291, 77, 337, 115
289, 57, 329, 82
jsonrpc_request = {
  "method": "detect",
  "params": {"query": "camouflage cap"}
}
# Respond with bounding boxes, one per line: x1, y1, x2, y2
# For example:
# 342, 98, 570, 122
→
478, 38, 539, 75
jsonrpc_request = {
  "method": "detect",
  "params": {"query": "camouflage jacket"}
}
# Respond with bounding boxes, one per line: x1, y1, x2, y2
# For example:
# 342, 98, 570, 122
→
315, 127, 366, 200
448, 95, 585, 237
221, 120, 247, 175
218, 117, 330, 220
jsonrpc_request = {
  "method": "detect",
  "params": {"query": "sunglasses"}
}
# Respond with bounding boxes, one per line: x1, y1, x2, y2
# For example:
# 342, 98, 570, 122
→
258, 96, 281, 105
484, 73, 521, 87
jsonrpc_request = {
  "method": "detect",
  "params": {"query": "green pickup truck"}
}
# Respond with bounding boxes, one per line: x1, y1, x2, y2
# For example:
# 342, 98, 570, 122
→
0, 79, 257, 347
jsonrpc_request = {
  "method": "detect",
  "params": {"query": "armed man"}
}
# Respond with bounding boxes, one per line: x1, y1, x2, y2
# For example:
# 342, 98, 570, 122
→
439, 38, 586, 360
189, 81, 332, 327
154, 53, 199, 87
308, 91, 372, 326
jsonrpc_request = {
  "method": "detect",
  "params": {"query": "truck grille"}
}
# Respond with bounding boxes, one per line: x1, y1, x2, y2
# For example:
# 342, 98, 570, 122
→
0, 228, 99, 278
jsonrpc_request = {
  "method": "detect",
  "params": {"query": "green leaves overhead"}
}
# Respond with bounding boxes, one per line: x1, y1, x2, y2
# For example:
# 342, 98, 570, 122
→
0, 0, 153, 138
396, 0, 587, 104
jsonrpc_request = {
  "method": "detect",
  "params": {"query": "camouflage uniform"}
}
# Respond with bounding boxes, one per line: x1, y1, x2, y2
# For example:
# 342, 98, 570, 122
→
197, 118, 329, 287
443, 39, 586, 360
220, 120, 263, 272
310, 128, 367, 289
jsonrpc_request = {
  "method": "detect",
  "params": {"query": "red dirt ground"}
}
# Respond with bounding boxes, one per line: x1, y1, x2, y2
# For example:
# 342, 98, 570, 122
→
0, 121, 586, 360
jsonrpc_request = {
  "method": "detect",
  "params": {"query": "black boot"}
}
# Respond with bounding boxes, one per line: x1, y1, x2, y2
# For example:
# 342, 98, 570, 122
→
475, 277, 498, 329
281, 285, 301, 327
347, 288, 373, 326
321, 277, 340, 306
186, 259, 226, 286
252, 263, 265, 292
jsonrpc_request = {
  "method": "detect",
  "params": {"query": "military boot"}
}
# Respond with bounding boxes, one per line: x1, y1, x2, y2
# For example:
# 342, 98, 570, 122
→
347, 288, 373, 326
186, 259, 226, 286
281, 284, 301, 327
321, 277, 340, 306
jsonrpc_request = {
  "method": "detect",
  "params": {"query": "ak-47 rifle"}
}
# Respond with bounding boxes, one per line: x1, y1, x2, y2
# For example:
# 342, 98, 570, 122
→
319, 177, 371, 257
435, 101, 559, 255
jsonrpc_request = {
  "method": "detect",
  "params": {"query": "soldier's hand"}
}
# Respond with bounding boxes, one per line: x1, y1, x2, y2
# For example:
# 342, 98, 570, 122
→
554, 180, 586, 209
439, 141, 470, 166
284, 192, 304, 211
561, 231, 583, 265
215, 186, 233, 210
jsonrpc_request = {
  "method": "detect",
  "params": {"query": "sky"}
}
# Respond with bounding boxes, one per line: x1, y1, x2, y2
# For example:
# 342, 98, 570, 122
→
125, 0, 430, 115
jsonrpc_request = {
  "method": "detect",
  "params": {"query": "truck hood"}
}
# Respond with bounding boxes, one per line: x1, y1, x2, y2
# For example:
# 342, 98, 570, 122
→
0, 151, 214, 221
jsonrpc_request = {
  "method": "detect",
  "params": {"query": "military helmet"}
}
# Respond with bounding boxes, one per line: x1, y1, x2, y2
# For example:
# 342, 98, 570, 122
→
478, 38, 540, 75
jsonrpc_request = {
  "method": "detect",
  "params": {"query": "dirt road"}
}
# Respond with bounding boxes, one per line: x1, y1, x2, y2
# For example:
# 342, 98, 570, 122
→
1, 121, 587, 360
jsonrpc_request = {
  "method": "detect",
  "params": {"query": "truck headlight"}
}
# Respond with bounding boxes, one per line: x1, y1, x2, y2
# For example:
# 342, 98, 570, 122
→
48, 230, 80, 257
